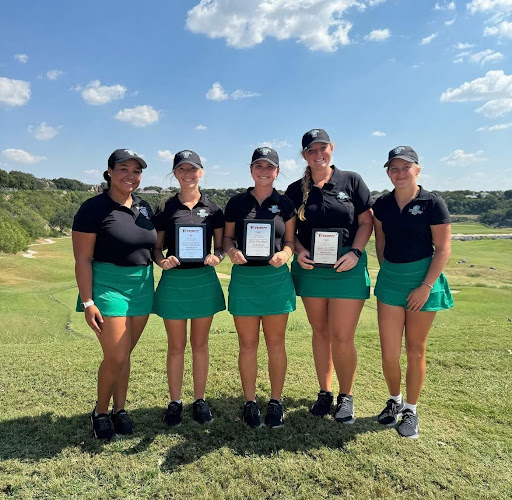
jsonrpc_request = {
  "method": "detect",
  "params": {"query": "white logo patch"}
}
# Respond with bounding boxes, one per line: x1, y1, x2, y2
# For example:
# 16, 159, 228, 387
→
268, 205, 281, 214
409, 205, 423, 215
337, 192, 349, 201
259, 147, 271, 155
181, 151, 192, 158
394, 146, 405, 155
124, 149, 136, 157
139, 206, 150, 218
310, 129, 319, 138
197, 209, 208, 218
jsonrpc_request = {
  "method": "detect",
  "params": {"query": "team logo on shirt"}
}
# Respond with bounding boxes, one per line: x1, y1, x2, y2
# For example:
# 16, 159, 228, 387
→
139, 206, 150, 219
197, 209, 208, 218
409, 205, 423, 215
181, 151, 192, 158
310, 130, 319, 138
268, 205, 281, 214
337, 191, 349, 201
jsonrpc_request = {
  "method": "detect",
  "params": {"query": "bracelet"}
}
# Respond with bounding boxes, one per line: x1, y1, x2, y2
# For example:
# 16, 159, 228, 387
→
421, 281, 433, 289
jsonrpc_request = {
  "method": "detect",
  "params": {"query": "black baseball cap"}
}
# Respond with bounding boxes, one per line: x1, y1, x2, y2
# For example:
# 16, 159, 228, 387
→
108, 149, 147, 169
384, 146, 419, 168
302, 129, 331, 151
173, 150, 203, 170
251, 147, 279, 168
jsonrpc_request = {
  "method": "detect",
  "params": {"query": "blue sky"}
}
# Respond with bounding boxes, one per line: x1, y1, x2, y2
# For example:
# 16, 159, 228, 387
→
1, 0, 511, 192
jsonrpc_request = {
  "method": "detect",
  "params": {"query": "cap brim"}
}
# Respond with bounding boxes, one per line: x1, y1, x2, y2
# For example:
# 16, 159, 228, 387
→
303, 139, 330, 151
383, 155, 417, 168
251, 159, 279, 168
173, 160, 202, 170
113, 156, 147, 169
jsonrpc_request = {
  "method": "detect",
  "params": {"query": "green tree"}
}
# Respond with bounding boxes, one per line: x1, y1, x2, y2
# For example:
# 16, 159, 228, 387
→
0, 210, 30, 253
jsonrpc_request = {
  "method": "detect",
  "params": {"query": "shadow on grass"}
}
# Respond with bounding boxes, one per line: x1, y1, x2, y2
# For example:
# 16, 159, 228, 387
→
0, 396, 389, 471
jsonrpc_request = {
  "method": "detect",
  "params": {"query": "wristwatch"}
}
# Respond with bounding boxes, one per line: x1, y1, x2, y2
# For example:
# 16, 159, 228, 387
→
81, 300, 94, 310
349, 248, 362, 258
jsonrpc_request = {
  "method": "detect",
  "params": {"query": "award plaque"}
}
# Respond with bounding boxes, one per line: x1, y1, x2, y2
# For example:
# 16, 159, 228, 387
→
243, 219, 275, 260
175, 224, 207, 262
310, 228, 344, 267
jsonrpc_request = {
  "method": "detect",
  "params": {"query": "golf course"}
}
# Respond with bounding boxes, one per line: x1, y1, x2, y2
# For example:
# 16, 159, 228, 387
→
0, 226, 511, 498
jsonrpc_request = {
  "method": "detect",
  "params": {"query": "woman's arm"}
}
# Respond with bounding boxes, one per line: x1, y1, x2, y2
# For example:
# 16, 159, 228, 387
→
269, 215, 296, 268
154, 230, 179, 269
223, 221, 247, 265
373, 215, 385, 265
205, 227, 225, 267
72, 231, 103, 334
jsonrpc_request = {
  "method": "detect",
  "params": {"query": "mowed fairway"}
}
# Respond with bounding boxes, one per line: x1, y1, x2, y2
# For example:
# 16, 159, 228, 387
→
0, 236, 511, 499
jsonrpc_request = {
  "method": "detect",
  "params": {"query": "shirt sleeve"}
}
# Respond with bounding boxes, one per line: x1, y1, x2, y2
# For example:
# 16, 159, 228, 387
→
72, 199, 99, 233
211, 205, 225, 229
281, 195, 297, 222
429, 194, 451, 225
224, 197, 237, 223
152, 203, 168, 231
372, 196, 383, 221
351, 174, 374, 215
284, 182, 301, 209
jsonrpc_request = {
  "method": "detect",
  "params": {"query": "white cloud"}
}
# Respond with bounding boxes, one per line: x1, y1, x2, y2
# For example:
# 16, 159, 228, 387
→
477, 121, 512, 131
81, 80, 127, 105
445, 17, 456, 25
440, 149, 487, 165
231, 89, 261, 100
45, 69, 64, 80
434, 2, 456, 11
0, 77, 30, 107
469, 49, 504, 64
115, 105, 159, 127
421, 33, 438, 45
206, 82, 228, 101
257, 139, 292, 149
195, 124, 207, 130
372, 130, 386, 136
14, 53, 28, 63
1, 148, 46, 164
440, 70, 512, 118
84, 169, 101, 178
484, 20, 512, 38
454, 57, 464, 63
28, 122, 59, 141
186, 0, 359, 52
455, 42, 475, 49
364, 28, 390, 42
279, 159, 300, 172
467, 0, 512, 14
157, 150, 175, 162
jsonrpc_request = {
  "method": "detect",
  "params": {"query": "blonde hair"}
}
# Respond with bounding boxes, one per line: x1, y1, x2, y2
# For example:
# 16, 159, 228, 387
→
297, 165, 312, 221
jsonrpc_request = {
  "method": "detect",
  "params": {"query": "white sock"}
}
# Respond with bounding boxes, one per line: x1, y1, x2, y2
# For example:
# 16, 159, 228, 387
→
389, 394, 403, 404
171, 399, 182, 405
194, 398, 204, 403
94, 408, 99, 417
404, 402, 417, 414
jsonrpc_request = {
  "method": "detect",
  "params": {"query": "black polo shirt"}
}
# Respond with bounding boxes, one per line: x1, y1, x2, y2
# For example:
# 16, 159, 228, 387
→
224, 188, 296, 267
152, 193, 224, 269
72, 191, 156, 266
285, 166, 373, 251
373, 186, 451, 263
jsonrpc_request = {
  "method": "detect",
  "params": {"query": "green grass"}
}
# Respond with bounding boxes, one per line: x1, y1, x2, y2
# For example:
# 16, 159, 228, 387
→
450, 222, 512, 234
1, 238, 511, 498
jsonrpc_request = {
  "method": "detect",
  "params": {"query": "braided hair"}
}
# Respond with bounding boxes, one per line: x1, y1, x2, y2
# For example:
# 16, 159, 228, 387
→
297, 165, 312, 221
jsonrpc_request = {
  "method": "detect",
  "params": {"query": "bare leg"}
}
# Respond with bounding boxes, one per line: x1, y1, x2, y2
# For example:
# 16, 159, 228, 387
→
327, 299, 364, 395
112, 314, 149, 411
302, 297, 332, 392
190, 316, 214, 400
262, 314, 289, 400
164, 319, 188, 402
234, 315, 261, 401
404, 310, 436, 404
377, 300, 406, 397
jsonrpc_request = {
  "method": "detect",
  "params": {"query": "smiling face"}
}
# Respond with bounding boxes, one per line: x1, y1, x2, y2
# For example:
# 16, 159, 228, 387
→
251, 160, 279, 187
302, 142, 334, 171
174, 163, 203, 188
387, 158, 421, 189
108, 159, 142, 195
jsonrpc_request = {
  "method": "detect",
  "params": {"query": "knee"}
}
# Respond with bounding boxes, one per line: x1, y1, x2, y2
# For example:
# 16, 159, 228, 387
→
406, 344, 426, 362
168, 340, 186, 355
104, 352, 129, 373
329, 331, 355, 351
191, 338, 209, 353
239, 338, 258, 354
265, 337, 285, 353
311, 323, 329, 342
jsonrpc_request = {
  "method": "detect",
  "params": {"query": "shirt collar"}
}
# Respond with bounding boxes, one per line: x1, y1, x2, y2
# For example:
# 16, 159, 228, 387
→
392, 185, 428, 202
311, 165, 342, 190
169, 192, 207, 208
245, 187, 280, 204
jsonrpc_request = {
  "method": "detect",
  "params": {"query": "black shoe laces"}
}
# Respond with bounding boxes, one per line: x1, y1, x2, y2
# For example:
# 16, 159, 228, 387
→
245, 402, 259, 419
168, 403, 181, 415
195, 400, 210, 416
267, 402, 282, 416
385, 399, 400, 414
401, 410, 416, 427
95, 415, 111, 431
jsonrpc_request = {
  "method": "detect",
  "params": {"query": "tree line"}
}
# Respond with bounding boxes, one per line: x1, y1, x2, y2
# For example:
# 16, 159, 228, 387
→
1, 170, 511, 254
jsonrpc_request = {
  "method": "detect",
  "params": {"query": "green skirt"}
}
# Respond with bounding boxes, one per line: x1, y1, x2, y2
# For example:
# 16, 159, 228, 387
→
228, 264, 296, 316
374, 257, 453, 311
75, 261, 154, 317
154, 266, 226, 320
291, 247, 370, 299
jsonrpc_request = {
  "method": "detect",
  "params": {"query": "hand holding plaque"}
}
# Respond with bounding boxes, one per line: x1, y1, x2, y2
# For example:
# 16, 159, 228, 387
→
243, 219, 275, 260
175, 224, 207, 262
310, 228, 344, 267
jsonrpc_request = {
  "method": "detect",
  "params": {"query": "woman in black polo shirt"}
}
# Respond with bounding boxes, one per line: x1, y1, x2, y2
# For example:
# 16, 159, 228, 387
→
373, 146, 453, 439
72, 149, 157, 440
223, 147, 296, 428
285, 129, 373, 425
153, 150, 225, 427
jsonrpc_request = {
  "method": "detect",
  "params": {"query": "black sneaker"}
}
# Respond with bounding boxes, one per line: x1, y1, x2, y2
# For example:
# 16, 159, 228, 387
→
91, 408, 114, 440
264, 399, 284, 428
193, 399, 213, 424
397, 409, 419, 439
164, 401, 183, 427
334, 394, 355, 424
377, 399, 405, 426
243, 401, 262, 428
310, 390, 334, 417
110, 409, 133, 435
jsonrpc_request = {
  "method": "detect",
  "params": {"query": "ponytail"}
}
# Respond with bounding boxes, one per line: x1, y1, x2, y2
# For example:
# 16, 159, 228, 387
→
297, 165, 312, 221
103, 170, 111, 188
